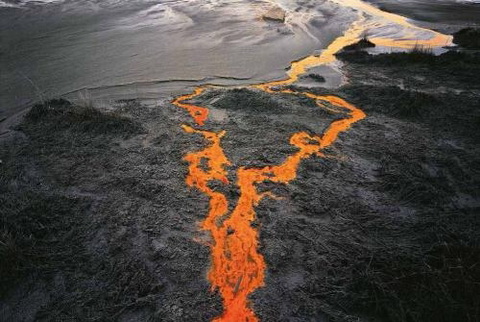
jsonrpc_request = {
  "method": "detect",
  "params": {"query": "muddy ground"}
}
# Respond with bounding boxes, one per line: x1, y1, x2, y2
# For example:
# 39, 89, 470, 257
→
1, 50, 479, 322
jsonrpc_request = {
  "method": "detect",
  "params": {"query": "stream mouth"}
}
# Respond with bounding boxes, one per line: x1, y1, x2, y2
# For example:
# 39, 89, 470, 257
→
1, 0, 479, 120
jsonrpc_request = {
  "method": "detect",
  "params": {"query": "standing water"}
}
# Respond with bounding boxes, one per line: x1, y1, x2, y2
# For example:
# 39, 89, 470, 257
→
1, 0, 479, 119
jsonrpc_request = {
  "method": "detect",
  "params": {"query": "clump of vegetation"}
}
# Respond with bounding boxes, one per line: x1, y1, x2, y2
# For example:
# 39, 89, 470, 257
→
405, 43, 435, 61
338, 48, 435, 64
342, 36, 376, 51
25, 98, 73, 121
453, 28, 480, 49
410, 43, 433, 55
209, 88, 286, 113
23, 98, 144, 137
337, 47, 480, 66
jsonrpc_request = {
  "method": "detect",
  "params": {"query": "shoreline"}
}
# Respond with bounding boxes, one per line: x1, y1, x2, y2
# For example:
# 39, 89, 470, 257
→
0, 0, 475, 121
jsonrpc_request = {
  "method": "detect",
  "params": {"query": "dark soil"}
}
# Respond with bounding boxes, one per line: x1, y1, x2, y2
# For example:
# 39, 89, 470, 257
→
1, 49, 479, 321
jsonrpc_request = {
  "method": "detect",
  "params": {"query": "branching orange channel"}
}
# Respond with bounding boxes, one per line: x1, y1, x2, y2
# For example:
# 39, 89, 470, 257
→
171, 4, 451, 321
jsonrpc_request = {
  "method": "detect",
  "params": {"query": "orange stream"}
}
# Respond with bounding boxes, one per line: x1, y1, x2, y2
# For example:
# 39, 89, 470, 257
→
171, 2, 450, 321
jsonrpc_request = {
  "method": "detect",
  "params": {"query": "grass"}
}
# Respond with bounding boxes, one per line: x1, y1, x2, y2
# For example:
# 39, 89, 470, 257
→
393, 90, 434, 117
0, 142, 89, 295
377, 160, 447, 206
282, 49, 480, 321
0, 191, 89, 294
338, 85, 438, 120
259, 181, 480, 322
0, 183, 159, 318
0, 99, 142, 295
334, 48, 480, 141
289, 152, 480, 321
356, 201, 480, 322
0, 99, 157, 320
23, 98, 144, 137
349, 231, 480, 322
410, 43, 433, 55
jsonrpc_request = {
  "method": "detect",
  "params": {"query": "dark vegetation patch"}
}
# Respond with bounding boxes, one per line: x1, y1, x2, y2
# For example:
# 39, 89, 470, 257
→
0, 99, 205, 320
23, 98, 144, 137
347, 210, 480, 322
207, 88, 287, 113
341, 85, 437, 118
337, 48, 441, 64
0, 189, 159, 320
453, 27, 480, 49
35, 257, 160, 321
337, 49, 480, 75
0, 100, 162, 320
0, 190, 89, 295
336, 85, 480, 143
342, 36, 376, 51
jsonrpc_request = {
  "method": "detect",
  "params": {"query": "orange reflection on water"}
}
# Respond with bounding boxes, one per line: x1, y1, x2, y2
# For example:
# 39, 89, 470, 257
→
173, 22, 366, 321
255, 19, 366, 90
330, 0, 452, 49
172, 0, 451, 320
179, 96, 364, 322
172, 87, 209, 125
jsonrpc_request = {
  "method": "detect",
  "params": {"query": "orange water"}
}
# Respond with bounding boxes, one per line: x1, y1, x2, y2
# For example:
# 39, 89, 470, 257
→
172, 2, 450, 320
